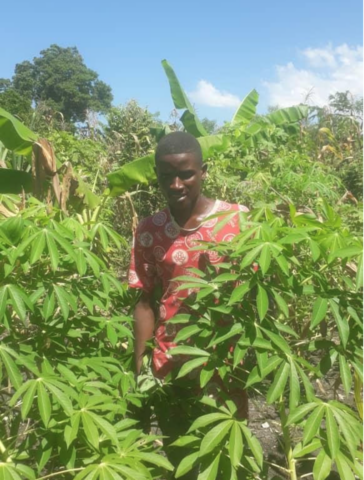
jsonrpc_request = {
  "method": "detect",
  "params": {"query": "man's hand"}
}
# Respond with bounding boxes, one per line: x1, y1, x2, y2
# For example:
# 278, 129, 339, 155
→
134, 291, 155, 375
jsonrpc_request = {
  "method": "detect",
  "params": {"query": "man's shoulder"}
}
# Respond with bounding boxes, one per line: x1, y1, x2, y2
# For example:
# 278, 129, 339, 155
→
215, 199, 249, 213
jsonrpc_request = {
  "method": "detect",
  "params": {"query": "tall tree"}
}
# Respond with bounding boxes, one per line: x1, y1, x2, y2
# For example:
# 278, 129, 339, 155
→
1, 45, 113, 123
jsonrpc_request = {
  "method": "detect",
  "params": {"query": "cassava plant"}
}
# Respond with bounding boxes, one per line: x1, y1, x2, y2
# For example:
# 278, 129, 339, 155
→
167, 201, 362, 480
0, 195, 173, 479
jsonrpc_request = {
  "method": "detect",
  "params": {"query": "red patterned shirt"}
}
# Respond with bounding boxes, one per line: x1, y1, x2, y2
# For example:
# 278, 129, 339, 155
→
129, 200, 249, 377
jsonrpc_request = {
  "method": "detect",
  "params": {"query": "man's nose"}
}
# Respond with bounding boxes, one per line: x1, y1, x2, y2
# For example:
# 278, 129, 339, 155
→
170, 176, 183, 190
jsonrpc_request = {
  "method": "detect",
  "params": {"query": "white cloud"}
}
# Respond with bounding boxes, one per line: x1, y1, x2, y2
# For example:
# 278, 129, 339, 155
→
189, 80, 241, 108
263, 44, 363, 107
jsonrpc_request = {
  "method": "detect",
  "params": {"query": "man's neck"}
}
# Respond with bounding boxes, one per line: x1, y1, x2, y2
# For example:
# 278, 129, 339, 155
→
170, 195, 215, 229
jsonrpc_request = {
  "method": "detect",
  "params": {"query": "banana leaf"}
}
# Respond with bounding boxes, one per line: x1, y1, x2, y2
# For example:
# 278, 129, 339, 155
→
161, 60, 208, 138
0, 107, 37, 156
0, 168, 32, 193
266, 105, 308, 125
231, 89, 259, 125
107, 154, 156, 197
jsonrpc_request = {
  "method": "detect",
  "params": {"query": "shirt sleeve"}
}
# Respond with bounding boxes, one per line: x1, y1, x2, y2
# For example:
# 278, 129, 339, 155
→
128, 221, 157, 293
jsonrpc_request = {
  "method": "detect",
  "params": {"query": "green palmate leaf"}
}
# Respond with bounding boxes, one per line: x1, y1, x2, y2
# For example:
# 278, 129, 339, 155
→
339, 355, 352, 396
256, 285, 268, 321
21, 380, 37, 419
0, 286, 8, 321
228, 282, 251, 305
325, 406, 340, 459
309, 239, 321, 261
276, 254, 290, 275
311, 297, 328, 329
303, 405, 325, 445
175, 452, 199, 479
233, 344, 248, 369
176, 356, 209, 379
170, 435, 199, 447
200, 364, 215, 388
313, 449, 332, 480
132, 452, 174, 471
241, 244, 264, 269
188, 413, 231, 433
328, 300, 349, 348
45, 382, 73, 416
328, 246, 363, 263
37, 381, 51, 427
286, 403, 320, 426
161, 59, 207, 137
0, 347, 22, 389
82, 412, 99, 449
87, 411, 118, 445
29, 231, 46, 264
207, 323, 243, 348
246, 356, 282, 387
293, 439, 322, 458
240, 424, 263, 467
267, 361, 290, 404
106, 323, 117, 346
214, 273, 239, 282
65, 413, 81, 448
289, 359, 300, 410
231, 89, 259, 125
296, 364, 316, 401
272, 290, 289, 318
169, 346, 210, 357
43, 292, 55, 320
259, 244, 271, 275
8, 284, 29, 323
76, 249, 87, 275
229, 422, 243, 468
199, 420, 233, 456
332, 410, 359, 461
356, 254, 363, 291
347, 307, 362, 328
335, 452, 355, 480
175, 324, 202, 343
54, 285, 70, 321
260, 327, 291, 354
198, 453, 221, 480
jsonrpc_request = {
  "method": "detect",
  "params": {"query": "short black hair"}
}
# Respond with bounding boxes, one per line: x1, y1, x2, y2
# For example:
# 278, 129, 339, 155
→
155, 131, 203, 166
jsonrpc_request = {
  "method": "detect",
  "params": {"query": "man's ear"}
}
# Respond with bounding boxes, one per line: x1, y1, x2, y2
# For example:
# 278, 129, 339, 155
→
201, 163, 208, 180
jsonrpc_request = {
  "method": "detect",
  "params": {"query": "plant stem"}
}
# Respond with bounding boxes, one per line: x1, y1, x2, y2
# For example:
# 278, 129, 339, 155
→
279, 396, 297, 480
37, 468, 83, 479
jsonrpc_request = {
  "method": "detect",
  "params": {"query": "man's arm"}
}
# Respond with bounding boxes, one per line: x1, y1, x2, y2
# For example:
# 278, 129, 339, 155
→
134, 291, 155, 375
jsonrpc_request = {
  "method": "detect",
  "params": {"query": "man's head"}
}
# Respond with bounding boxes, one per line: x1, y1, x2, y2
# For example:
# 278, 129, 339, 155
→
155, 132, 207, 212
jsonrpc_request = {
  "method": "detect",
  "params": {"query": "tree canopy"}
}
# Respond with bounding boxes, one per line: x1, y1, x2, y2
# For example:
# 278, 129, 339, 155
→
0, 44, 113, 123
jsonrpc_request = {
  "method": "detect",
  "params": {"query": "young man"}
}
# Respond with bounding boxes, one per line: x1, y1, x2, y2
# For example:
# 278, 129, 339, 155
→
129, 131, 248, 473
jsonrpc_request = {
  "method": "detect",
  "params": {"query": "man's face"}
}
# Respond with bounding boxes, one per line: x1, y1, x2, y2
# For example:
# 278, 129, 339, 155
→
155, 152, 206, 211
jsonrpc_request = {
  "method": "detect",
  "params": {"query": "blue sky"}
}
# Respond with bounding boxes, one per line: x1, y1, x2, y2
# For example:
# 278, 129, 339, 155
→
1, 0, 363, 124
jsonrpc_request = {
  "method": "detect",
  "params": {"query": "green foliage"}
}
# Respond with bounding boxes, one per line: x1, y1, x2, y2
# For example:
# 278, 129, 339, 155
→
0, 106, 37, 155
4, 44, 113, 123
170, 203, 362, 479
0, 196, 172, 479
0, 59, 362, 480
106, 100, 159, 167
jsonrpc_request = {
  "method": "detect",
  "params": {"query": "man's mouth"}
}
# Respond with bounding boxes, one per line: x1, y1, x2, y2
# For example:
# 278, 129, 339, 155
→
169, 194, 187, 203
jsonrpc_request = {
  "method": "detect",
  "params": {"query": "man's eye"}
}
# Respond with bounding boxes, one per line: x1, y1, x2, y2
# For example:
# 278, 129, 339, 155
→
180, 172, 194, 180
